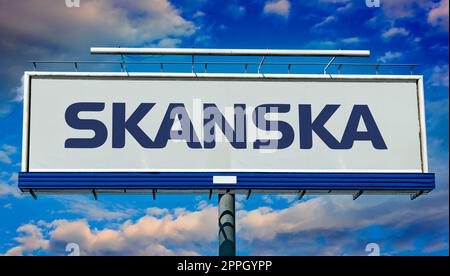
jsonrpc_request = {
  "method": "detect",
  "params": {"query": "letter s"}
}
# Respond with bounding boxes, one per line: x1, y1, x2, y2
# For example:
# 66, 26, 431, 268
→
65, 102, 107, 148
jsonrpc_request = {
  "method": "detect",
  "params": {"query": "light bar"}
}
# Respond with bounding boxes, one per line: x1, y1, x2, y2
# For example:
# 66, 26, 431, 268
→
90, 47, 370, 57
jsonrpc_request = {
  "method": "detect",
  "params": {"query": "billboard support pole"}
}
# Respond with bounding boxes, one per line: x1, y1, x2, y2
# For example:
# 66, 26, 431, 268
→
218, 192, 236, 256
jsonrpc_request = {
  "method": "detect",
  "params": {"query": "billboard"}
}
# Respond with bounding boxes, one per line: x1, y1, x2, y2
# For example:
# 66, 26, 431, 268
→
19, 72, 434, 195
22, 72, 428, 173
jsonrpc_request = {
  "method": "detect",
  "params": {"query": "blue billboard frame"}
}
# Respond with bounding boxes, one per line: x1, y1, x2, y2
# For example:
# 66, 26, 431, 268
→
18, 172, 435, 198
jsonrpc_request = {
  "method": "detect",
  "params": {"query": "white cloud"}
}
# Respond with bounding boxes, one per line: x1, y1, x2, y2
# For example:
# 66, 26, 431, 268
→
54, 196, 138, 222
10, 76, 24, 102
314, 0, 353, 18
261, 195, 297, 204
304, 40, 337, 49
0, 171, 22, 198
428, 0, 449, 31
0, 0, 198, 101
381, 0, 431, 19
0, 0, 196, 51
9, 172, 18, 183
0, 181, 21, 198
193, 11, 205, 18
430, 43, 449, 53
238, 193, 449, 255
313, 15, 336, 29
4, 224, 49, 256
0, 152, 12, 164
377, 0, 447, 32
340, 37, 363, 44
2, 144, 16, 154
228, 4, 246, 19
382, 27, 410, 39
153, 38, 183, 48
0, 144, 17, 165
196, 200, 212, 210
263, 0, 291, 18
146, 207, 170, 217
0, 105, 12, 117
336, 2, 352, 12
365, 16, 379, 29
275, 194, 297, 203
262, 195, 274, 204
430, 65, 449, 87
218, 24, 228, 31
377, 51, 403, 63
5, 205, 217, 256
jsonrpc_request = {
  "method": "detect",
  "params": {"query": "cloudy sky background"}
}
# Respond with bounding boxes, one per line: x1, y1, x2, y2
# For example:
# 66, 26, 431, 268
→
0, 0, 448, 256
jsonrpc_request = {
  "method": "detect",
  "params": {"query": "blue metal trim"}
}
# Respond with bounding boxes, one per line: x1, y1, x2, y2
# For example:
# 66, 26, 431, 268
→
18, 172, 435, 192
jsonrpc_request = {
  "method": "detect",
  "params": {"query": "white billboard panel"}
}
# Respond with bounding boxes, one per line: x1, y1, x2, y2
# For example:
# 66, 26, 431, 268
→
22, 73, 428, 173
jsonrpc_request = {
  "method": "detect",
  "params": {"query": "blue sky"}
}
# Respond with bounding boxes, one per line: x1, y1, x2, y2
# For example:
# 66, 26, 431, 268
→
0, 0, 448, 256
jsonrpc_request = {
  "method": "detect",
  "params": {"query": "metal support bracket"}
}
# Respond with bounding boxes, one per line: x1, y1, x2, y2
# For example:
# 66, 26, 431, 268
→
411, 190, 424, 200
324, 56, 336, 74
410, 65, 416, 75
92, 189, 98, 201
152, 189, 157, 200
258, 56, 267, 74
209, 189, 213, 200
298, 190, 306, 200
120, 54, 127, 72
30, 190, 37, 200
338, 64, 343, 74
246, 189, 252, 200
353, 190, 364, 200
